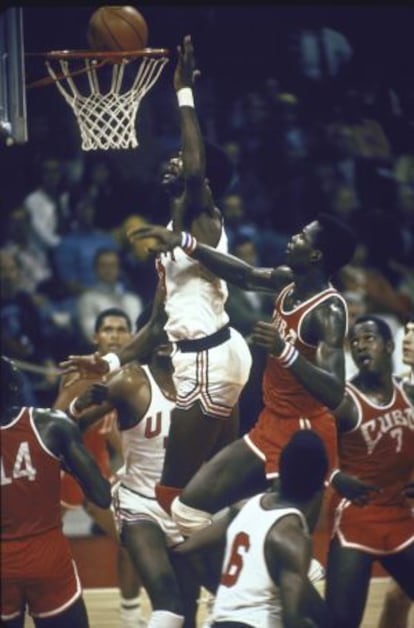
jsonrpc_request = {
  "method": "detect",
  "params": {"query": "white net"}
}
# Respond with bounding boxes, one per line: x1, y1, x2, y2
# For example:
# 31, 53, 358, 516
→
45, 54, 169, 151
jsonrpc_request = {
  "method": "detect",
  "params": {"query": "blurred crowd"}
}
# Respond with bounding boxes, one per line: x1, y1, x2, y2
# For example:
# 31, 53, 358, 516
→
1, 19, 413, 406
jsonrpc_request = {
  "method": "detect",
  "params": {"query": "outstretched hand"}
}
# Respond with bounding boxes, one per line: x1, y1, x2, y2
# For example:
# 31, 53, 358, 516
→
127, 225, 182, 255
332, 471, 381, 506
174, 34, 200, 92
59, 352, 110, 388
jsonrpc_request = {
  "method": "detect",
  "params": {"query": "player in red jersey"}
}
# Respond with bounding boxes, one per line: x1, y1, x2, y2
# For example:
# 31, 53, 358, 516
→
325, 315, 414, 628
125, 212, 357, 534
0, 356, 111, 628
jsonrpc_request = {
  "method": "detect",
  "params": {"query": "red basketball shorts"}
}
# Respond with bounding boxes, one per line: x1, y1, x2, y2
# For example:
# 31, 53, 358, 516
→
244, 405, 338, 480
1, 527, 82, 621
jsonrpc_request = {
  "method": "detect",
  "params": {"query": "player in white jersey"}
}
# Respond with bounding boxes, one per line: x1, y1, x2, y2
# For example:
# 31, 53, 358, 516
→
61, 35, 252, 516
70, 336, 202, 628
173, 430, 330, 628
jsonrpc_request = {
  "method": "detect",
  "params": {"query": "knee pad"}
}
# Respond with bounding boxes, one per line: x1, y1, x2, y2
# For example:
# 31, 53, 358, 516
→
171, 497, 213, 536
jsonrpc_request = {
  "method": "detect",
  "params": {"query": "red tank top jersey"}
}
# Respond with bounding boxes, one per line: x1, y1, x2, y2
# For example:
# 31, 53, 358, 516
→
1, 407, 61, 540
339, 378, 414, 507
263, 282, 348, 418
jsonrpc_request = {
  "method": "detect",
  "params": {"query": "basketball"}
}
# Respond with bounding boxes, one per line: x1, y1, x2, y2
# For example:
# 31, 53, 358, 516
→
87, 6, 149, 52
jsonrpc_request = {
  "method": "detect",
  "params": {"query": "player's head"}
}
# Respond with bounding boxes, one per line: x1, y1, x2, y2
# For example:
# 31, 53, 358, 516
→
278, 431, 328, 502
93, 308, 132, 354
1, 356, 26, 415
402, 314, 414, 369
348, 315, 394, 375
285, 213, 356, 276
161, 141, 235, 201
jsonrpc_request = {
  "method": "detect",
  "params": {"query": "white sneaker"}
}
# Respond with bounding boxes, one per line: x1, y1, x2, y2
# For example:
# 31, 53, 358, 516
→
308, 558, 325, 583
120, 606, 147, 628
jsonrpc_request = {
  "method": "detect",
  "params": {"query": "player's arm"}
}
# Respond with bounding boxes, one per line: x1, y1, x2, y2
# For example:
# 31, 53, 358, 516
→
74, 365, 148, 433
174, 35, 216, 238
129, 224, 293, 293
40, 409, 111, 508
59, 281, 166, 381
253, 297, 347, 409
266, 517, 329, 628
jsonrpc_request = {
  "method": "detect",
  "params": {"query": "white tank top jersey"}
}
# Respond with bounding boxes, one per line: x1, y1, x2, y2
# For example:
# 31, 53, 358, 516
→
118, 365, 175, 498
212, 494, 308, 627
156, 220, 230, 342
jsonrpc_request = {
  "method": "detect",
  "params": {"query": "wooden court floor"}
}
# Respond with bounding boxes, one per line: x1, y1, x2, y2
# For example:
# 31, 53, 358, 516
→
23, 579, 414, 627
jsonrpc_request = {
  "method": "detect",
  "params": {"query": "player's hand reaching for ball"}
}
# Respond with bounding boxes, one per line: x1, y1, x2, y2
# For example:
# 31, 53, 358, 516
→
127, 225, 182, 255
174, 34, 200, 91
332, 471, 381, 506
59, 352, 110, 387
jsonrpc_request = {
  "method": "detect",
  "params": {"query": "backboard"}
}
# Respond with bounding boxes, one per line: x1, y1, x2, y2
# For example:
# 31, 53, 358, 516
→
0, 7, 28, 145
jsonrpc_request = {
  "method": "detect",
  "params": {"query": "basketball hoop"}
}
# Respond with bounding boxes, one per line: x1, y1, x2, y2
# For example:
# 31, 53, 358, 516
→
27, 49, 169, 151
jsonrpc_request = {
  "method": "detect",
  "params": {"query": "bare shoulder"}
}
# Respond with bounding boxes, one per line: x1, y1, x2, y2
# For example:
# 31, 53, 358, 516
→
108, 361, 149, 394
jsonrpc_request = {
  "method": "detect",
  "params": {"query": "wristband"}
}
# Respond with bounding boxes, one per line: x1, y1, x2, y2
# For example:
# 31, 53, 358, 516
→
102, 352, 121, 373
180, 231, 198, 255
275, 342, 299, 368
177, 87, 195, 108
328, 469, 341, 485
68, 397, 81, 418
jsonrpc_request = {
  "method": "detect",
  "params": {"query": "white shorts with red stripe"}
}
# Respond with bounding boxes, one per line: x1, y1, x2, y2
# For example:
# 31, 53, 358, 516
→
171, 327, 252, 418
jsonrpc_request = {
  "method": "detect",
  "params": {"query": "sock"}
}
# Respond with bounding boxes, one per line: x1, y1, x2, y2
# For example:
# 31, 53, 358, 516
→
155, 483, 183, 515
148, 610, 184, 627
120, 596, 144, 627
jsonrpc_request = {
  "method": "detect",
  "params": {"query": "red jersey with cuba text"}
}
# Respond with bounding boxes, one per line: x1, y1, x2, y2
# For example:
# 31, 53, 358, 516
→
1, 407, 61, 540
339, 377, 414, 507
263, 282, 348, 419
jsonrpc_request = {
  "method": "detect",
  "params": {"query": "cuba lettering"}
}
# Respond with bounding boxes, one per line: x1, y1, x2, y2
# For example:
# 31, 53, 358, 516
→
1, 441, 37, 485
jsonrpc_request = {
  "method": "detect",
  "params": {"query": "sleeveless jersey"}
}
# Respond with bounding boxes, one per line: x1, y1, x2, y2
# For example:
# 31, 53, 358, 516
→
1, 407, 61, 540
212, 493, 308, 627
156, 221, 229, 341
263, 282, 348, 418
338, 377, 414, 507
118, 365, 175, 498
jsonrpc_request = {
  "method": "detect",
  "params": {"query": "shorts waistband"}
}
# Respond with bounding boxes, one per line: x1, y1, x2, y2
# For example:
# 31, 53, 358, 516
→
175, 324, 230, 353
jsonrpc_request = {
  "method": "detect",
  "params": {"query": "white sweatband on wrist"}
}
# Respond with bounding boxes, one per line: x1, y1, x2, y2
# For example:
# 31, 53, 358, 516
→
177, 87, 194, 108
275, 342, 299, 368
102, 352, 121, 373
328, 468, 341, 485
68, 397, 81, 418
180, 231, 198, 255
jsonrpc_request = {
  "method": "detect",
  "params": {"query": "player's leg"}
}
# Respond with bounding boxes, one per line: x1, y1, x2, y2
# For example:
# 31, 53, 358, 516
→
33, 597, 89, 628
380, 542, 414, 599
325, 536, 373, 628
161, 402, 228, 490
171, 438, 268, 537
122, 520, 186, 627
377, 578, 412, 628
83, 501, 144, 627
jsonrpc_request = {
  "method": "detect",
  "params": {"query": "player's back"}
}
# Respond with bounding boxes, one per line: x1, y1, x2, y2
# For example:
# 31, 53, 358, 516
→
212, 493, 307, 626
1, 407, 61, 540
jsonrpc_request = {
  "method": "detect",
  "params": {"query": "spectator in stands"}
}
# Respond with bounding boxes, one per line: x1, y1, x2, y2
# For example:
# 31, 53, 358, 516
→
53, 190, 118, 298
76, 248, 143, 345
23, 156, 71, 253
0, 248, 58, 404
